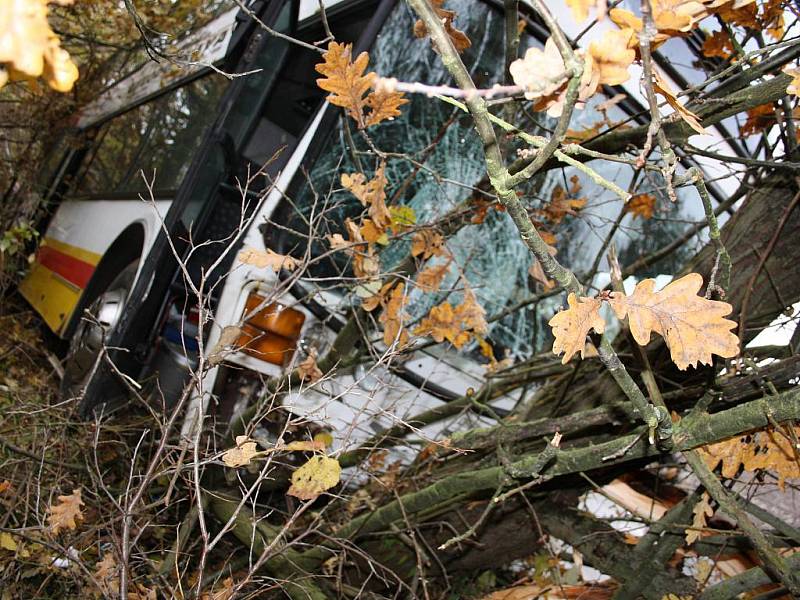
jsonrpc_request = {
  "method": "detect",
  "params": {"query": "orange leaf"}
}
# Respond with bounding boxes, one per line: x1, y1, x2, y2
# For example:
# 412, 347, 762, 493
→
701, 30, 733, 59
414, 289, 487, 349
48, 488, 84, 534
783, 64, 800, 97
608, 273, 739, 370
411, 229, 445, 260
413, 0, 471, 53
548, 293, 605, 364
239, 248, 299, 272
380, 283, 409, 346
315, 42, 407, 128
341, 162, 391, 230
417, 260, 451, 292
565, 0, 607, 22
624, 193, 656, 219
686, 492, 714, 545
741, 103, 776, 137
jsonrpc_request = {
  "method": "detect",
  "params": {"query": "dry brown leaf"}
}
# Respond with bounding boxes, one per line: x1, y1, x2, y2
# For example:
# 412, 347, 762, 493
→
510, 38, 570, 101
48, 488, 84, 534
539, 184, 587, 225
239, 248, 299, 272
283, 439, 328, 452
327, 233, 349, 250
696, 425, 800, 489
608, 273, 738, 369
410, 229, 446, 260
701, 30, 733, 59
589, 28, 636, 86
341, 162, 391, 230
686, 492, 713, 545
315, 42, 407, 128
297, 349, 323, 383
201, 577, 236, 600
379, 282, 409, 346
740, 103, 776, 137
549, 293, 605, 364
624, 193, 657, 219
416, 260, 451, 292
413, 0, 471, 53
653, 71, 707, 135
414, 289, 488, 349
481, 583, 617, 599
0, 480, 10, 494
207, 325, 242, 366
529, 259, 555, 289
287, 455, 342, 501
221, 436, 259, 468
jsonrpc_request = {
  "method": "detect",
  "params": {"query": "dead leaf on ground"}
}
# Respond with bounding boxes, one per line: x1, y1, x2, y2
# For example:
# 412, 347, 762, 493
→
48, 489, 84, 534
201, 577, 236, 600
608, 273, 738, 370
221, 436, 260, 468
239, 248, 299, 272
287, 455, 342, 501
549, 294, 605, 364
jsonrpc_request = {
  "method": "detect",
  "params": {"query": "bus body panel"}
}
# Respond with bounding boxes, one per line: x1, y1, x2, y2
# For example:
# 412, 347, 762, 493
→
19, 199, 171, 335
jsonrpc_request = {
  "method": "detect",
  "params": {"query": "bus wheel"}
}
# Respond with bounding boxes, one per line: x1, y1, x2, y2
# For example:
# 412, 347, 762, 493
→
60, 262, 137, 403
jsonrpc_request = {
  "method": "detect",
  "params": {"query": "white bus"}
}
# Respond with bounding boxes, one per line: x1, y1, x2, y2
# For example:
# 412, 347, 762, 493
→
21, 0, 738, 449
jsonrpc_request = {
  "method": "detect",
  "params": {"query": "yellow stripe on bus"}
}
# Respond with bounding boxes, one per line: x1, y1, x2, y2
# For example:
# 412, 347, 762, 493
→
41, 237, 102, 266
18, 261, 82, 335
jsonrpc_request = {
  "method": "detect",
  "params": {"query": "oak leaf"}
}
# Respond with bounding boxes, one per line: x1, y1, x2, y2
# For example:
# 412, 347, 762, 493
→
740, 103, 775, 137
539, 183, 587, 225
588, 28, 636, 86
283, 439, 328, 452
315, 42, 407, 128
413, 0, 471, 53
701, 30, 733, 59
221, 436, 259, 468
297, 348, 323, 383
287, 455, 342, 501
414, 290, 488, 349
48, 488, 84, 534
624, 193, 657, 219
529, 259, 555, 289
608, 273, 738, 370
565, 0, 607, 22
510, 39, 570, 101
696, 425, 800, 489
783, 65, 800, 97
341, 163, 391, 230
239, 248, 298, 272
417, 260, 451, 292
411, 229, 446, 260
380, 282, 409, 346
0, 0, 79, 92
653, 71, 707, 135
686, 492, 713, 545
549, 294, 605, 364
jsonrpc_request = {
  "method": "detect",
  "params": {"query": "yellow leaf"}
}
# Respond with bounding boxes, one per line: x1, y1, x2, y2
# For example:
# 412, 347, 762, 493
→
608, 273, 739, 370
0, 0, 78, 92
315, 42, 407, 128
222, 436, 259, 468
783, 65, 800, 97
47, 488, 84, 534
549, 293, 605, 364
297, 349, 323, 383
388, 205, 416, 233
565, 0, 606, 22
653, 71, 707, 135
413, 0, 471, 53
313, 431, 334, 448
238, 248, 299, 272
624, 193, 657, 219
588, 28, 636, 86
686, 492, 713, 545
0, 532, 17, 552
287, 455, 342, 501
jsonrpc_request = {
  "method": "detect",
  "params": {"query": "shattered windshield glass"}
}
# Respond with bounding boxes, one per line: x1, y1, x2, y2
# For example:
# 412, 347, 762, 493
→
274, 0, 710, 362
